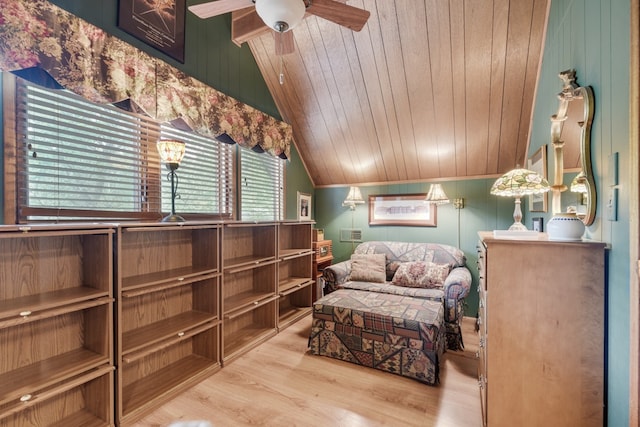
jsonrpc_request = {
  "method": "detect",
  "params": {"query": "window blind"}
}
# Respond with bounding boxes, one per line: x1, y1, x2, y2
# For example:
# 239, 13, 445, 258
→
15, 79, 233, 221
240, 147, 284, 221
16, 81, 160, 220
160, 124, 234, 218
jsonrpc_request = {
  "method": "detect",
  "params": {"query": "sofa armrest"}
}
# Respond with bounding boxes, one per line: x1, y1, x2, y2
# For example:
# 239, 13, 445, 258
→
322, 260, 352, 293
444, 266, 472, 300
442, 266, 472, 323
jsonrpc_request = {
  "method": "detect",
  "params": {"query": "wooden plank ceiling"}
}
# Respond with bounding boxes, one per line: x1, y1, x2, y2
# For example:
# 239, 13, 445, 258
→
240, 0, 551, 187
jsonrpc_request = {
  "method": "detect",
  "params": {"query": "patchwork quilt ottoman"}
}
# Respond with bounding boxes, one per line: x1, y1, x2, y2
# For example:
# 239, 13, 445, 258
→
308, 288, 445, 385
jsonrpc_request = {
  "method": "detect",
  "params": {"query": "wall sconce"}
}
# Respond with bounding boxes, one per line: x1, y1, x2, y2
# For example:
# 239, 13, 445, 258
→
570, 171, 588, 194
342, 186, 364, 252
426, 184, 465, 246
425, 184, 450, 205
157, 139, 186, 222
491, 166, 549, 230
342, 186, 365, 210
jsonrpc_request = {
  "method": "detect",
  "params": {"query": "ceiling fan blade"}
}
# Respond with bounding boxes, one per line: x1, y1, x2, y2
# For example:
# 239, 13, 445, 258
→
306, 0, 370, 32
274, 30, 295, 56
188, 0, 254, 19
232, 8, 271, 46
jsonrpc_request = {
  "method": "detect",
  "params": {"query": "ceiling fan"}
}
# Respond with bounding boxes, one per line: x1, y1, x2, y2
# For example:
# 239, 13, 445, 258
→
188, 0, 371, 56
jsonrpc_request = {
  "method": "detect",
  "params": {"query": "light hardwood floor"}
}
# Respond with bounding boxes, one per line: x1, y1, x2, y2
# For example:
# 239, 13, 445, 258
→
131, 316, 481, 427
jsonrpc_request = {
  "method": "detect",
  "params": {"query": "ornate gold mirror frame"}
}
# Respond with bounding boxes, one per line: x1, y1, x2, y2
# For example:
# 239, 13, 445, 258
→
550, 69, 596, 225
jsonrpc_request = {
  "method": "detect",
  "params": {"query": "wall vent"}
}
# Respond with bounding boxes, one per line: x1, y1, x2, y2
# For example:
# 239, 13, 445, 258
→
340, 228, 362, 242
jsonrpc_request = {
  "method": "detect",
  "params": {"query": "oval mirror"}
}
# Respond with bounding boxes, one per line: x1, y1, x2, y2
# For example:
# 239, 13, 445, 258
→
550, 70, 596, 226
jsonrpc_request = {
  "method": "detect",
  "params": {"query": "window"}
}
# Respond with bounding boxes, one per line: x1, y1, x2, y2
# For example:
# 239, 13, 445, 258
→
160, 124, 234, 218
16, 81, 159, 220
14, 78, 233, 221
240, 147, 284, 221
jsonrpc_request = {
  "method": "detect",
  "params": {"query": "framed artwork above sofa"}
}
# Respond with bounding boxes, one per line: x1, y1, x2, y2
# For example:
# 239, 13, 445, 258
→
368, 194, 436, 226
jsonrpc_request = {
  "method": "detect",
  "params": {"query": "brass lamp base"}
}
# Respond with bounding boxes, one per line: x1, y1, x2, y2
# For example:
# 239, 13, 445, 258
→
161, 213, 185, 222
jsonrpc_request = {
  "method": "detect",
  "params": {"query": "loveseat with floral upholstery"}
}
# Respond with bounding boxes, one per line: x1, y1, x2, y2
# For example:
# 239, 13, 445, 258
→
308, 241, 471, 385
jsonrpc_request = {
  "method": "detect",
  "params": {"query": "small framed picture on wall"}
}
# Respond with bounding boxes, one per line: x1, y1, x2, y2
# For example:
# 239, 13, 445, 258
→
297, 192, 311, 221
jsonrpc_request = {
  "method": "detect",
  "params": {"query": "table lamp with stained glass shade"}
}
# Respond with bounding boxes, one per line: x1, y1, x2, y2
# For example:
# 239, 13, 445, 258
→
490, 166, 550, 231
157, 139, 186, 222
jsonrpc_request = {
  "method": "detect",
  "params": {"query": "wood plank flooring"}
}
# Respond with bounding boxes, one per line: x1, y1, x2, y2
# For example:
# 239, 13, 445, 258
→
131, 316, 481, 427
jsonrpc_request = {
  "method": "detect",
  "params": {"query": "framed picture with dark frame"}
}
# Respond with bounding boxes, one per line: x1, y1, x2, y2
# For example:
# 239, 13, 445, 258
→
297, 192, 311, 221
118, 0, 186, 63
368, 194, 437, 227
528, 145, 548, 212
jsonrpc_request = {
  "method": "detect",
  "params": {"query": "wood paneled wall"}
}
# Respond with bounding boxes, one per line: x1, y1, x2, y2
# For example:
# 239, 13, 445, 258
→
527, 1, 633, 425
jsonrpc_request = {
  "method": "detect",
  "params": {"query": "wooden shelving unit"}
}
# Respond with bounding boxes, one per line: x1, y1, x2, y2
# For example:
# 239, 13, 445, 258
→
0, 224, 115, 426
277, 222, 314, 330
222, 222, 278, 364
312, 239, 333, 300
0, 220, 314, 426
116, 222, 222, 425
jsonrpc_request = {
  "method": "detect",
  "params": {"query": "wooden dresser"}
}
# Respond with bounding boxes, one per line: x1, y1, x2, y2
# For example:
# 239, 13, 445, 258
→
477, 232, 606, 427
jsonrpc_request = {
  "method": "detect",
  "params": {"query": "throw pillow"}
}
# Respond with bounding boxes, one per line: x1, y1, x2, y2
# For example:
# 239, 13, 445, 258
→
350, 253, 387, 283
390, 261, 451, 289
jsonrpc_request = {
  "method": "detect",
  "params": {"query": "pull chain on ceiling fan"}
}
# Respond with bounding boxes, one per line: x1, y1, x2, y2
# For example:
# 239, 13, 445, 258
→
254, 0, 306, 85
277, 31, 285, 85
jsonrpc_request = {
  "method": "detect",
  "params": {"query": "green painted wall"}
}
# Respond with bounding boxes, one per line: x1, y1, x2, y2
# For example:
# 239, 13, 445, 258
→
285, 145, 314, 221
314, 180, 524, 318
527, 0, 631, 424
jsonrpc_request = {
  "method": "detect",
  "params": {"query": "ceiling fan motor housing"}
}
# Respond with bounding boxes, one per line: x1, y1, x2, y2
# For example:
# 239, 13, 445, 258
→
255, 0, 306, 32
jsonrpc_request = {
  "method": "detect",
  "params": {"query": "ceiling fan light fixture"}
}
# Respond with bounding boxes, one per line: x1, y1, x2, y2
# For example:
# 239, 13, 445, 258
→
255, 0, 306, 33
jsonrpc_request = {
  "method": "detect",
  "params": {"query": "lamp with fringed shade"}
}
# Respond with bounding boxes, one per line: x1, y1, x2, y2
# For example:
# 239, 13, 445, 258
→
342, 186, 365, 210
425, 184, 450, 205
491, 166, 550, 231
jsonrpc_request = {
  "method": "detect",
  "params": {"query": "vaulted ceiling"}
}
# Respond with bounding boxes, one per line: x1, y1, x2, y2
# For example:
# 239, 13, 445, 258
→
220, 0, 551, 187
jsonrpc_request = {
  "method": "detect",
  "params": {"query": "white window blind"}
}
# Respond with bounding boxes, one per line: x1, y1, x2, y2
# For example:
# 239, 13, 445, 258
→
240, 147, 284, 221
16, 81, 160, 220
15, 79, 233, 221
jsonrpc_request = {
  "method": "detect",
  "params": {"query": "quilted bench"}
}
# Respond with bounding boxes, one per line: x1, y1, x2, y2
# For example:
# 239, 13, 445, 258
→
308, 241, 471, 384
309, 288, 445, 385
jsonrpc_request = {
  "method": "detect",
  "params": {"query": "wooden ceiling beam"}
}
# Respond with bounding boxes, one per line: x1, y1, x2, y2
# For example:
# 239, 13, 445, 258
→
231, 8, 271, 47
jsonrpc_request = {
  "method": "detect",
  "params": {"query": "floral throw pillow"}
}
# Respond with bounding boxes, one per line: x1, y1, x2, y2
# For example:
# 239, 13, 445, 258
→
390, 261, 451, 289
350, 253, 387, 283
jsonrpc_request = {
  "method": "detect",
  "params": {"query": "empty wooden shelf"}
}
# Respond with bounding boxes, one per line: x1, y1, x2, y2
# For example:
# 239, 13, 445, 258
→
0, 224, 115, 427
222, 222, 278, 364
116, 222, 222, 425
278, 222, 314, 330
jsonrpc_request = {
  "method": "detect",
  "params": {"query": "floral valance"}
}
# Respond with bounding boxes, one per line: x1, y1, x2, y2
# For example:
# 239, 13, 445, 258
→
0, 0, 291, 159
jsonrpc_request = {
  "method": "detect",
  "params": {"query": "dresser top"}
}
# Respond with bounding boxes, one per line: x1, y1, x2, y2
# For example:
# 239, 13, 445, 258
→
478, 231, 606, 248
